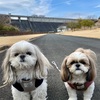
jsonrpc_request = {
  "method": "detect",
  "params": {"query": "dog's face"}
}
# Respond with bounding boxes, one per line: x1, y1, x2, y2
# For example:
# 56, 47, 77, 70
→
67, 52, 90, 75
9, 41, 37, 69
2, 40, 51, 84
61, 48, 97, 82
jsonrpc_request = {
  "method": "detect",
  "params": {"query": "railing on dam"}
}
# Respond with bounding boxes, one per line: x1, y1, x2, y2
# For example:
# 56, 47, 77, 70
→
0, 14, 77, 33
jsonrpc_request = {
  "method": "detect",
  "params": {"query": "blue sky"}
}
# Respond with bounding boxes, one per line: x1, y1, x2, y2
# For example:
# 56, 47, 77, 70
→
0, 0, 100, 19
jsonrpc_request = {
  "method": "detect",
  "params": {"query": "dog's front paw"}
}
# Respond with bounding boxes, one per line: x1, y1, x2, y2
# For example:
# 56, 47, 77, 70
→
68, 98, 77, 100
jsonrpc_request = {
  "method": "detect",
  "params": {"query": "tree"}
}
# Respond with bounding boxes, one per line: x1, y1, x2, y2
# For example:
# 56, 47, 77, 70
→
80, 19, 95, 29
0, 15, 9, 25
67, 19, 95, 31
0, 15, 19, 31
86, 20, 95, 28
87, 15, 97, 20
0, 15, 9, 30
67, 22, 77, 31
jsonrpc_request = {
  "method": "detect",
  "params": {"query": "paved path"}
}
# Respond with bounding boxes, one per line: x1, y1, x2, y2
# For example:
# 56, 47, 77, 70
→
0, 34, 100, 100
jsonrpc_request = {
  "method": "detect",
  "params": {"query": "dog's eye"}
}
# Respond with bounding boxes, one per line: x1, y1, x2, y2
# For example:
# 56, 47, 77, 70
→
14, 53, 19, 57
70, 61, 76, 65
26, 52, 32, 55
80, 60, 86, 64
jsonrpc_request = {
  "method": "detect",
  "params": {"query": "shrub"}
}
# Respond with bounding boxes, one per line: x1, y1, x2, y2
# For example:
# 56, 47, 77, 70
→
0, 24, 3, 30
0, 25, 19, 31
67, 19, 95, 31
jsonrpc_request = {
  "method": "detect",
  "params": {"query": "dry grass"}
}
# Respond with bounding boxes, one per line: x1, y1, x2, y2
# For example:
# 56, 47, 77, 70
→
0, 34, 45, 46
62, 28, 100, 39
1, 28, 100, 46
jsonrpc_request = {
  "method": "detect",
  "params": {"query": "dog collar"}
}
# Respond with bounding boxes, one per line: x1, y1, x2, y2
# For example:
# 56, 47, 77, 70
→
68, 81, 93, 91
13, 79, 43, 92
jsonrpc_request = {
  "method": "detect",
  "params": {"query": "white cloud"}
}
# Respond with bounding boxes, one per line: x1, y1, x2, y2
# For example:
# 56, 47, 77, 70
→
51, 0, 72, 6
65, 0, 72, 5
95, 5, 100, 8
0, 0, 52, 16
30, 0, 52, 15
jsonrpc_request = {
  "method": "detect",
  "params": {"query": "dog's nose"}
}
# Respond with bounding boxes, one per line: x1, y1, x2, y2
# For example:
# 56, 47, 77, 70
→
76, 63, 80, 68
20, 55, 25, 60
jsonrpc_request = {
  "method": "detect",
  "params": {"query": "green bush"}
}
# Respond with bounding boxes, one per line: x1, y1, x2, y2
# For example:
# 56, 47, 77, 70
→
0, 24, 3, 30
0, 24, 19, 31
80, 19, 95, 29
67, 19, 95, 31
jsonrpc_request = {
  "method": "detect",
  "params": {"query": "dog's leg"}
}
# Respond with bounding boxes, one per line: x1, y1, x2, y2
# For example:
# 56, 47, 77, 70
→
64, 82, 77, 100
11, 86, 30, 100
31, 80, 47, 100
83, 82, 95, 100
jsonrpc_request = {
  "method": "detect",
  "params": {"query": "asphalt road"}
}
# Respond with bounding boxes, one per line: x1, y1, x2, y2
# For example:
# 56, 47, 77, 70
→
0, 34, 100, 100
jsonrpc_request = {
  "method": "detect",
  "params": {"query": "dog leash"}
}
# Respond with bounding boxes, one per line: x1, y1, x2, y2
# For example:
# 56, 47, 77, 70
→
51, 61, 60, 72
0, 82, 9, 89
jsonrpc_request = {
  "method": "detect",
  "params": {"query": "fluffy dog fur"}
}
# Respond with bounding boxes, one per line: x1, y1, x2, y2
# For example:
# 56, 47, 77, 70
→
61, 48, 97, 100
2, 40, 51, 100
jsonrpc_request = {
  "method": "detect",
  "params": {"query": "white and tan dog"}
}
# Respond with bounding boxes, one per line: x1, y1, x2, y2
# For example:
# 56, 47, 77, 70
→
61, 48, 97, 100
2, 40, 51, 100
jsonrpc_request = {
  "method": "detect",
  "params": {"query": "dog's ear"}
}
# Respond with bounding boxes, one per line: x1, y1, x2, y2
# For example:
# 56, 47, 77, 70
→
86, 55, 96, 82
60, 56, 72, 82
34, 45, 51, 78
2, 48, 16, 84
